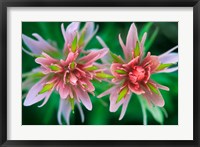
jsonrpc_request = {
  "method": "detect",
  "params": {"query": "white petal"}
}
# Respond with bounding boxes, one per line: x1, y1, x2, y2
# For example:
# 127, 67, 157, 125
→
159, 53, 178, 64
159, 45, 178, 58
157, 67, 178, 73
119, 93, 131, 120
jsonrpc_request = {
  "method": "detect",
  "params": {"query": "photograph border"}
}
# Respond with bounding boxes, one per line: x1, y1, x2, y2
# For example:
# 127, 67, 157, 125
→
0, 0, 199, 146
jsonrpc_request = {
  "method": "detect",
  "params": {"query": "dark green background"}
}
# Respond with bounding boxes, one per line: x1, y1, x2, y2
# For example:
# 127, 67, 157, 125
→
22, 22, 178, 125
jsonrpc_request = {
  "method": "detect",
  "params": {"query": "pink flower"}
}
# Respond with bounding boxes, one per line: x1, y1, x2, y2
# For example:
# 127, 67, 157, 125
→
98, 23, 178, 120
22, 22, 111, 124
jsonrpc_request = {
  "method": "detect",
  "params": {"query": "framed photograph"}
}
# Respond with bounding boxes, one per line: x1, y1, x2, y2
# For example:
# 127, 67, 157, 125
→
0, 0, 199, 146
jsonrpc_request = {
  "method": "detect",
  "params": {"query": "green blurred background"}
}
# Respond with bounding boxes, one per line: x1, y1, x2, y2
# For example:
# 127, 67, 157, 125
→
22, 22, 178, 125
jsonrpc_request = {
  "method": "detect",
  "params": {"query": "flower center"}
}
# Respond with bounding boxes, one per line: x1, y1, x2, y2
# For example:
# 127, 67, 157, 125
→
129, 66, 146, 83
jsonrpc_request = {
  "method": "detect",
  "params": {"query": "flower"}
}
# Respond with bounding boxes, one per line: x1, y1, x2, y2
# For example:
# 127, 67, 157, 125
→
98, 23, 178, 120
22, 22, 111, 124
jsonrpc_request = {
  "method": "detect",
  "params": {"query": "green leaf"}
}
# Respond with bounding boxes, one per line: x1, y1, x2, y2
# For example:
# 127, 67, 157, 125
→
38, 83, 54, 94
139, 22, 153, 40
110, 52, 124, 63
96, 72, 114, 79
137, 96, 147, 125
22, 72, 45, 78
49, 64, 61, 71
156, 63, 174, 71
147, 82, 159, 95
78, 31, 85, 46
46, 50, 62, 59
69, 98, 75, 113
139, 96, 165, 125
85, 66, 98, 71
116, 86, 128, 103
147, 106, 164, 125
115, 69, 127, 74
134, 41, 140, 58
145, 27, 159, 52
33, 72, 45, 77
70, 61, 76, 70
71, 35, 78, 53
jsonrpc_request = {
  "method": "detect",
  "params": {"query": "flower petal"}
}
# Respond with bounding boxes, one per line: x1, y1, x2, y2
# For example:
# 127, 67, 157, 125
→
109, 87, 125, 112
82, 22, 98, 47
78, 48, 109, 66
141, 53, 160, 73
35, 52, 58, 67
38, 89, 53, 107
141, 84, 165, 107
96, 36, 113, 64
157, 67, 178, 73
149, 56, 160, 73
126, 23, 138, 60
61, 52, 76, 66
22, 34, 57, 55
23, 76, 49, 106
119, 34, 128, 60
119, 93, 131, 120
80, 79, 95, 92
140, 32, 147, 53
59, 84, 70, 99
141, 32, 147, 46
110, 63, 126, 79
128, 83, 145, 94
149, 79, 169, 91
63, 22, 80, 43
159, 45, 178, 58
159, 53, 178, 64
74, 87, 92, 110
83, 22, 95, 39
97, 86, 117, 98
69, 73, 78, 85
57, 99, 71, 125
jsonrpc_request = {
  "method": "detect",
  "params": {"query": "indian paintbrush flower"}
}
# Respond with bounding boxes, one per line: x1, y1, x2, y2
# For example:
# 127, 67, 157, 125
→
22, 22, 111, 124
98, 23, 178, 120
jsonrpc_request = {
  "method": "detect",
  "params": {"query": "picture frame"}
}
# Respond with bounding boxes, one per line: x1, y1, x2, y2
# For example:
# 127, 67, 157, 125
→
0, 0, 199, 146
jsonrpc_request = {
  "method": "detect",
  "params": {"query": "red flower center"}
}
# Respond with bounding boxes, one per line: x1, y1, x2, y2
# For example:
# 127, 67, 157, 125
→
129, 66, 146, 84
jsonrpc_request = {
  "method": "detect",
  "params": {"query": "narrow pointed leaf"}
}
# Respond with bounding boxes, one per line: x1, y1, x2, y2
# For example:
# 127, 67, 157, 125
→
134, 41, 140, 58
139, 22, 153, 40
145, 27, 159, 52
38, 83, 54, 94
69, 98, 75, 112
71, 35, 78, 53
70, 61, 76, 70
78, 31, 85, 46
115, 69, 127, 74
85, 66, 98, 71
110, 52, 124, 63
49, 64, 62, 71
156, 63, 174, 71
116, 86, 128, 103
22, 72, 45, 78
147, 82, 159, 95
32, 72, 45, 78
96, 72, 114, 79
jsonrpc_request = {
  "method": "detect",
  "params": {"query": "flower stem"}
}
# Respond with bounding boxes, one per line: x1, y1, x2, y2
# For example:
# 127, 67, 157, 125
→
138, 96, 147, 125
99, 99, 108, 107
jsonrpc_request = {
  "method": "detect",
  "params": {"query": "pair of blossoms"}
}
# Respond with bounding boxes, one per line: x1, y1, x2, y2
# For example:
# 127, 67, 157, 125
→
22, 22, 178, 124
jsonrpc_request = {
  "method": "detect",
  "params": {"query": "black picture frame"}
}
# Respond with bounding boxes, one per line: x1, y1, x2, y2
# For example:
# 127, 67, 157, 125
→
0, 0, 199, 146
